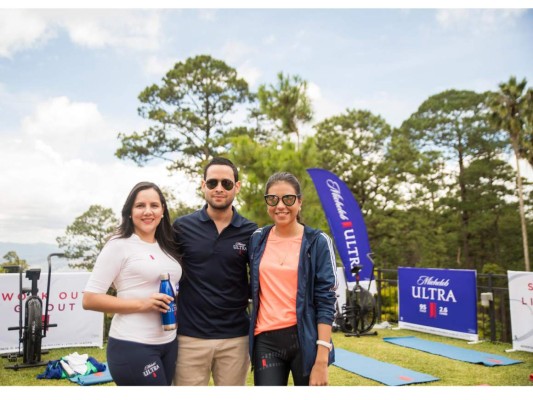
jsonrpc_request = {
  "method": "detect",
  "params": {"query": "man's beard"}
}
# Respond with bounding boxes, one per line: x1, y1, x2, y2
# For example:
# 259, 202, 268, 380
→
207, 198, 232, 211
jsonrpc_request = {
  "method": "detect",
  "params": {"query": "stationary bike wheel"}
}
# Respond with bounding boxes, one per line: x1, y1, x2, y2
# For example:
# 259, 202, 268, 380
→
23, 298, 43, 364
341, 291, 357, 333
332, 301, 343, 332
354, 286, 377, 334
333, 300, 349, 332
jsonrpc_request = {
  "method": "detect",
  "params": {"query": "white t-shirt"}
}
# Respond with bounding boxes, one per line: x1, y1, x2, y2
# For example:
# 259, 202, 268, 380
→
84, 234, 182, 345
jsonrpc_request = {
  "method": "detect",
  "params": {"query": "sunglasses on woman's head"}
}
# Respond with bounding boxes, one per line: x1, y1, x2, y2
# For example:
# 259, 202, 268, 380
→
264, 194, 301, 207
205, 178, 235, 191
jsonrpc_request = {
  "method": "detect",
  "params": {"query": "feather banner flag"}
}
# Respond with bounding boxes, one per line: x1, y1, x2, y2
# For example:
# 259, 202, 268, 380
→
307, 168, 373, 283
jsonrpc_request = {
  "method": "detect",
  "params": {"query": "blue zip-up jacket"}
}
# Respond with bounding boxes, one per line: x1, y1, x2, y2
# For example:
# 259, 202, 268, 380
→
248, 224, 338, 376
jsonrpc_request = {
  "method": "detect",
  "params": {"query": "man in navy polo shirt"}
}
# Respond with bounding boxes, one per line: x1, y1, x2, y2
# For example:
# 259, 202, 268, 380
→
172, 157, 258, 386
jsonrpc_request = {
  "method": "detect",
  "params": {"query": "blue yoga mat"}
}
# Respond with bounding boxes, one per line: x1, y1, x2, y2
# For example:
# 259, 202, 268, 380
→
383, 336, 522, 366
333, 348, 439, 386
68, 362, 114, 386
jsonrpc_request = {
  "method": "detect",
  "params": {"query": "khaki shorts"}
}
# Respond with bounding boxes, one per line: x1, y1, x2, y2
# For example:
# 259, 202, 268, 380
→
174, 334, 249, 386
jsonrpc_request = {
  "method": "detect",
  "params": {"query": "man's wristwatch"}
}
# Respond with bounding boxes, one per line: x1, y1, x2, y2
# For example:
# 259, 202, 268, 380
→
316, 340, 332, 351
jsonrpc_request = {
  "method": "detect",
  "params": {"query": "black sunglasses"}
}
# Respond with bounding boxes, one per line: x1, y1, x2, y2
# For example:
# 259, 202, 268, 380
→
264, 194, 301, 207
205, 178, 235, 191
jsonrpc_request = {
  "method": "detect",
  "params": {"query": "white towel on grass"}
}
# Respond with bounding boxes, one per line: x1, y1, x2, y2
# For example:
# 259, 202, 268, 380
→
63, 352, 89, 375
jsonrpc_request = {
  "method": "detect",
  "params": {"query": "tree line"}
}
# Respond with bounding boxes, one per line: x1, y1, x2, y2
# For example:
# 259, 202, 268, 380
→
6, 54, 530, 274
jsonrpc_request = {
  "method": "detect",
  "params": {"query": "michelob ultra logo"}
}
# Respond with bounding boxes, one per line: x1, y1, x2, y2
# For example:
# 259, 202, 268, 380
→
412, 275, 457, 303
307, 168, 374, 282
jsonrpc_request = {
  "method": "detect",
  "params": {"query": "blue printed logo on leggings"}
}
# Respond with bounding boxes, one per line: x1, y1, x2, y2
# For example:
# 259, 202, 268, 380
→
143, 362, 160, 378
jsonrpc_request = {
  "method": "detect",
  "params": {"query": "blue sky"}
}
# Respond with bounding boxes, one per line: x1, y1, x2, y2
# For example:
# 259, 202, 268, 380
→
0, 7, 532, 244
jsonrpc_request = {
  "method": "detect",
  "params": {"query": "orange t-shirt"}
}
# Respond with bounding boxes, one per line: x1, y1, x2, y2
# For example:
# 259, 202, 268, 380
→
254, 231, 302, 336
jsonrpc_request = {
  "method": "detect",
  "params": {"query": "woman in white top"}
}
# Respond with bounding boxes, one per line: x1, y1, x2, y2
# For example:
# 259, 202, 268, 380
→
83, 181, 182, 386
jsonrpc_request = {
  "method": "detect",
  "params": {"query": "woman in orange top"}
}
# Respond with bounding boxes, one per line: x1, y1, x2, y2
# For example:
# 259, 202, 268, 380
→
248, 172, 338, 386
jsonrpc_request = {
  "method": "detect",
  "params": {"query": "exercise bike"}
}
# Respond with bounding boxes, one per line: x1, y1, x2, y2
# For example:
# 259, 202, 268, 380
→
333, 261, 377, 337
4, 253, 64, 371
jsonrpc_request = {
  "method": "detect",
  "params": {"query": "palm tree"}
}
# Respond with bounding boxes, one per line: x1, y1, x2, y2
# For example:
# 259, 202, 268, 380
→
523, 89, 533, 167
490, 76, 531, 271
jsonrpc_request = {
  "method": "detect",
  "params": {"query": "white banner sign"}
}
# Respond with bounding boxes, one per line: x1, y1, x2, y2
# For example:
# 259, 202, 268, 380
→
507, 270, 533, 353
1, 272, 103, 354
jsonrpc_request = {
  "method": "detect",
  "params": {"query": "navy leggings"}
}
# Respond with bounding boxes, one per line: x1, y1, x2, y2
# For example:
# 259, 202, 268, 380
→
107, 337, 177, 386
253, 325, 309, 386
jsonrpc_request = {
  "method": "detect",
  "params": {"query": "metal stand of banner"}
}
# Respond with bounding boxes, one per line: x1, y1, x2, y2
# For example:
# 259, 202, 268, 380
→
4, 253, 64, 371
344, 331, 378, 338
468, 292, 496, 345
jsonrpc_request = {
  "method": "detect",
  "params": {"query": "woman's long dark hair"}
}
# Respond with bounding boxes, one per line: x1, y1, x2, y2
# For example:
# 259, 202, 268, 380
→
116, 181, 180, 262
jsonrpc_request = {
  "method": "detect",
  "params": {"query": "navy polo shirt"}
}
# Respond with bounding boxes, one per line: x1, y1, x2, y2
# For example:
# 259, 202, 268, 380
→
173, 205, 258, 339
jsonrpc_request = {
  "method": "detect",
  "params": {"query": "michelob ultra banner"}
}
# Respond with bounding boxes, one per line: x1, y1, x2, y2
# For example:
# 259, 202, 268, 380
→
507, 271, 533, 352
398, 267, 478, 341
307, 168, 373, 283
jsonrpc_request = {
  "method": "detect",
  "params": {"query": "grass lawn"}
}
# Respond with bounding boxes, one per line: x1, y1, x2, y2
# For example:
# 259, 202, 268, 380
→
1, 327, 532, 387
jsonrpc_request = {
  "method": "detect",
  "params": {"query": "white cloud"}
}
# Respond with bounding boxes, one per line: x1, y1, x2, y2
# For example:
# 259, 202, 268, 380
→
436, 9, 526, 34
221, 40, 256, 64
307, 82, 321, 102
219, 41, 263, 87
21, 96, 109, 161
0, 146, 197, 243
0, 81, 43, 123
262, 34, 276, 46
0, 9, 164, 58
0, 10, 55, 58
506, 153, 533, 184
302, 82, 396, 139
143, 55, 176, 77
306, 81, 343, 123
237, 61, 262, 87
58, 10, 163, 51
351, 91, 417, 128
0, 96, 200, 244
198, 9, 217, 21
301, 81, 344, 134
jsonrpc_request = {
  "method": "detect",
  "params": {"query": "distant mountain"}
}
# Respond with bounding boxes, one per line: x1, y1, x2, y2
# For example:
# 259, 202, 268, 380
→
0, 242, 71, 271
